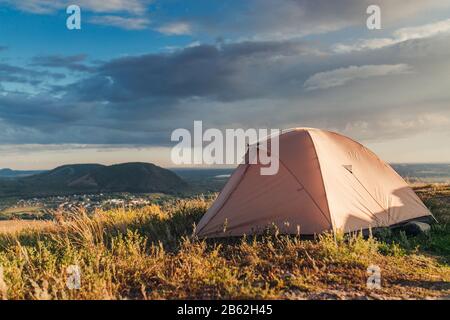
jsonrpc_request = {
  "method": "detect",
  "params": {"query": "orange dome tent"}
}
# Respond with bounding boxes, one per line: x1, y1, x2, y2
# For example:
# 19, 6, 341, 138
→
196, 128, 433, 238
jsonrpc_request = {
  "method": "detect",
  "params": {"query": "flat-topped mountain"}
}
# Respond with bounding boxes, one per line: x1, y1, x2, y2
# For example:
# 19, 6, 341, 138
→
0, 162, 188, 197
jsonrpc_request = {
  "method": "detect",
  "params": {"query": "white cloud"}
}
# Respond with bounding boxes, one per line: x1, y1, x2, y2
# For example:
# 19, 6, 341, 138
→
79, 0, 148, 15
304, 64, 413, 91
1, 0, 149, 15
157, 22, 192, 35
0, 0, 151, 30
334, 18, 450, 53
394, 19, 450, 41
333, 38, 397, 53
89, 15, 150, 30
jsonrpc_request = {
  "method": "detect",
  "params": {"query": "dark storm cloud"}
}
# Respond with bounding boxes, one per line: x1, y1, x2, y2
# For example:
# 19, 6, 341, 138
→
65, 34, 449, 107
66, 40, 321, 103
31, 54, 93, 72
1, 30, 450, 145
0, 93, 84, 127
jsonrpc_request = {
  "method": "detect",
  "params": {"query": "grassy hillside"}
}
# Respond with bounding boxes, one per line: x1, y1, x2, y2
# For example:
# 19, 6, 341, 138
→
0, 185, 448, 300
0, 163, 188, 198
0, 205, 45, 220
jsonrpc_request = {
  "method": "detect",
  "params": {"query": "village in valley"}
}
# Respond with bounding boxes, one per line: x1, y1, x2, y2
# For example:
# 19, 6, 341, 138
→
0, 193, 168, 220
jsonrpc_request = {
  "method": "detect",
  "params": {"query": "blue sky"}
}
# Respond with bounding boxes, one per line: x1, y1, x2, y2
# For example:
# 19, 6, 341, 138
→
0, 1, 221, 60
1, 0, 450, 169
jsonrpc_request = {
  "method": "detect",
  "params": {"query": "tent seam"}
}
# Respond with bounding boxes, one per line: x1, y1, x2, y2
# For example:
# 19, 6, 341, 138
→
305, 130, 335, 232
252, 134, 333, 227
277, 158, 332, 226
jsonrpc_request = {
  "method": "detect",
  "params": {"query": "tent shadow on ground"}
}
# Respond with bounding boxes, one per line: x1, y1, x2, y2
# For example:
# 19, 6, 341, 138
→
342, 185, 436, 236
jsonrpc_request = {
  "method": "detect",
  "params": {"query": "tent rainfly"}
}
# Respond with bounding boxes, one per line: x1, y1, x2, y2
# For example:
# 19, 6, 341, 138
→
195, 128, 433, 238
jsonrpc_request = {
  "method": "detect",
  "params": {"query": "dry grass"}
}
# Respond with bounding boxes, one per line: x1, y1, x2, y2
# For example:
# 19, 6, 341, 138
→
0, 220, 57, 235
1, 206, 42, 215
0, 190, 448, 300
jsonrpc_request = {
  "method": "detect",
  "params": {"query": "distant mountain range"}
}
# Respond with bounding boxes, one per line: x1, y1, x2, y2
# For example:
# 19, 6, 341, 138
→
0, 162, 188, 198
1, 163, 449, 199
390, 163, 450, 183
0, 168, 45, 178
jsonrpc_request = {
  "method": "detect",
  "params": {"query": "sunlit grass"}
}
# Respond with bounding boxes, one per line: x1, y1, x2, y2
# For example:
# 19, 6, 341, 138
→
0, 189, 448, 300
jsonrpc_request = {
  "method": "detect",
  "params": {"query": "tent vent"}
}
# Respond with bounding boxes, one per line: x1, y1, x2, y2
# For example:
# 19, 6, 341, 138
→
343, 165, 353, 173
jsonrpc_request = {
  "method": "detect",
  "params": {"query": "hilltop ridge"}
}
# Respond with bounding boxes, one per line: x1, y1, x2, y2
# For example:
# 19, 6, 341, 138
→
0, 162, 188, 197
